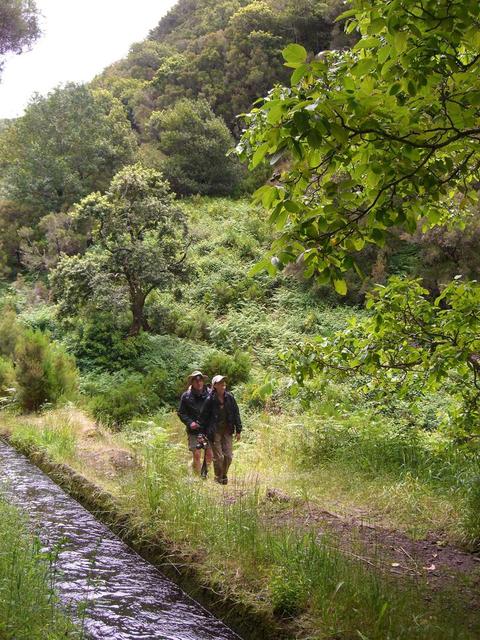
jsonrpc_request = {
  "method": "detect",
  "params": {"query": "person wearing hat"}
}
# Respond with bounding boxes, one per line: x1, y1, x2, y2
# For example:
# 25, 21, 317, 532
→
200, 375, 242, 485
177, 371, 212, 476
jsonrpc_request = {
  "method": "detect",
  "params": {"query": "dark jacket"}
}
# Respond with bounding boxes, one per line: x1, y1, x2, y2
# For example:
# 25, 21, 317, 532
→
200, 390, 242, 440
177, 387, 209, 434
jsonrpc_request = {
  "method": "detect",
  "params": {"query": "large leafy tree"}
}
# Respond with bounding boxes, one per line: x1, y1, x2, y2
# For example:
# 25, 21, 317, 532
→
0, 0, 40, 76
0, 83, 137, 215
148, 98, 239, 195
239, 0, 480, 433
51, 164, 189, 336
239, 0, 480, 293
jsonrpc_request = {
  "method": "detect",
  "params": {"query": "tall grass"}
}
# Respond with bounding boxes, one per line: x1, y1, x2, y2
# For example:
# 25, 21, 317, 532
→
123, 434, 478, 640
0, 497, 82, 639
9, 420, 77, 462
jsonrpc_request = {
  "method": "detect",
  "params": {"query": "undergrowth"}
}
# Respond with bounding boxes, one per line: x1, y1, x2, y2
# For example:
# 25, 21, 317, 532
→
0, 496, 82, 639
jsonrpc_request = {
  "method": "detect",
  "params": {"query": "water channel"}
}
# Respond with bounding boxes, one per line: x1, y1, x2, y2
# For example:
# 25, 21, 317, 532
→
0, 439, 241, 640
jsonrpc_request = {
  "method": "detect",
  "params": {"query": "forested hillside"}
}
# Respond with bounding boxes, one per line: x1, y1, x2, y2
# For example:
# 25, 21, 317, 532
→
0, 0, 479, 638
95, 0, 348, 133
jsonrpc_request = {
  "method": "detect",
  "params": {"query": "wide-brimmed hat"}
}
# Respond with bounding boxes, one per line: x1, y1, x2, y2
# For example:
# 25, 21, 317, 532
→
188, 370, 207, 382
211, 374, 227, 386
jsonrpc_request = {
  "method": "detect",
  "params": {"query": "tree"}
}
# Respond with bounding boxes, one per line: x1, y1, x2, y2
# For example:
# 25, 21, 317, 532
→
148, 98, 239, 195
238, 0, 480, 433
0, 84, 137, 215
238, 0, 480, 294
51, 164, 189, 336
288, 277, 480, 436
0, 0, 40, 77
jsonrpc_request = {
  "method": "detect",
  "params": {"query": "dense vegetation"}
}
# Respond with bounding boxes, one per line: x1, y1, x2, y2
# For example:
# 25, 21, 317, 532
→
0, 0, 479, 637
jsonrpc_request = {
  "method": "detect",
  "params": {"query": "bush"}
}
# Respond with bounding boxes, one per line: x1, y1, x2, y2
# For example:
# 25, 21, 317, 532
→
15, 329, 77, 412
135, 334, 211, 403
89, 372, 163, 428
0, 355, 15, 397
148, 98, 240, 196
201, 349, 251, 387
0, 305, 22, 357
146, 296, 213, 341
69, 314, 149, 371
19, 303, 58, 335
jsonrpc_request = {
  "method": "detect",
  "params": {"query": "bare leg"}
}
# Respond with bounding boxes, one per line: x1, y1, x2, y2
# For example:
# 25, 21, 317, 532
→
192, 449, 202, 474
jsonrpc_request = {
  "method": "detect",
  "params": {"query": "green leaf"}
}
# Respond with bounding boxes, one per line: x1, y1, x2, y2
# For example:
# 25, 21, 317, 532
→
354, 37, 381, 50
393, 31, 408, 53
248, 258, 269, 277
335, 8, 357, 22
282, 44, 307, 68
291, 64, 309, 86
333, 278, 348, 296
251, 143, 269, 169
351, 58, 376, 77
307, 129, 323, 149
330, 123, 349, 145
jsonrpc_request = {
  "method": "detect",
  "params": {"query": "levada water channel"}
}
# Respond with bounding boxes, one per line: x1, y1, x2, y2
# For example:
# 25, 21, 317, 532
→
0, 440, 241, 640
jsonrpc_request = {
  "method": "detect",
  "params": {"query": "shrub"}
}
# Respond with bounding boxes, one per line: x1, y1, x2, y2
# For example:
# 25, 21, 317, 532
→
135, 334, 211, 403
70, 314, 149, 371
89, 373, 162, 428
0, 305, 22, 357
0, 355, 15, 397
201, 349, 251, 387
15, 329, 77, 412
148, 98, 239, 196
19, 303, 58, 335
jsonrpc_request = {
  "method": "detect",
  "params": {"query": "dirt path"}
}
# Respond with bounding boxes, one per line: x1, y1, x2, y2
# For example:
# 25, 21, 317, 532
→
261, 487, 480, 605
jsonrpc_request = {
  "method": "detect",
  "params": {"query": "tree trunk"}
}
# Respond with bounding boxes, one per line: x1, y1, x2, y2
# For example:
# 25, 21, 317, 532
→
129, 292, 146, 336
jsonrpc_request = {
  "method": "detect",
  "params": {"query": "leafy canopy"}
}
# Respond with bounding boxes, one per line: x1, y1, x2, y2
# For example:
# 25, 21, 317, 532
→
0, 84, 137, 215
238, 0, 480, 294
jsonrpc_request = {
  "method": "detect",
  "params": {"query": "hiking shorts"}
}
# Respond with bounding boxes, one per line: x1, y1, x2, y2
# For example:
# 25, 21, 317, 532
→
188, 432, 212, 452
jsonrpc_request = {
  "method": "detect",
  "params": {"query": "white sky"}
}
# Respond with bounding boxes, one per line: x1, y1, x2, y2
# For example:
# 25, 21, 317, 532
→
0, 0, 177, 119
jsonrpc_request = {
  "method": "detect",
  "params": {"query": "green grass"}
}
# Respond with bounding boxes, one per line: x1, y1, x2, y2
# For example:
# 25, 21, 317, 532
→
0, 497, 82, 640
118, 431, 479, 640
9, 419, 77, 463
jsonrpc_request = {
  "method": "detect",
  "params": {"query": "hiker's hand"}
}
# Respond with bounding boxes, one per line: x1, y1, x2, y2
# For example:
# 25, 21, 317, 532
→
236, 433, 241, 442
191, 421, 199, 430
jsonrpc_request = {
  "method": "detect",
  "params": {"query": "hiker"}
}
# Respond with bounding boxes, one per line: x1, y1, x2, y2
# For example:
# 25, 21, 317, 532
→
200, 375, 242, 485
177, 370, 212, 477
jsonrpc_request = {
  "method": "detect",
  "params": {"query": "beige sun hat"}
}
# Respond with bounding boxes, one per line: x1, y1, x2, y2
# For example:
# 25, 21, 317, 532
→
211, 374, 227, 386
188, 370, 207, 382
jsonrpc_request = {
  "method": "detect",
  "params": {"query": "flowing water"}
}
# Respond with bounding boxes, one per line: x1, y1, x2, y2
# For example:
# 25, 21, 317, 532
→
0, 440, 241, 640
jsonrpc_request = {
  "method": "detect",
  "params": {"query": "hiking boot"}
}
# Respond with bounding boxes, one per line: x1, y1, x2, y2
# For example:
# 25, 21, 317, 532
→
222, 476, 228, 485
200, 466, 208, 479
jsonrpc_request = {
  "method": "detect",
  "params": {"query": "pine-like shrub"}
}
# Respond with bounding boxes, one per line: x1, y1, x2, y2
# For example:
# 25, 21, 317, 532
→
0, 306, 22, 358
15, 330, 77, 412
0, 356, 15, 397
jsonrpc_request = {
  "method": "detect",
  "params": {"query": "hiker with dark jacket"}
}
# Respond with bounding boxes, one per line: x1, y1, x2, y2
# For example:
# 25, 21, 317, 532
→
200, 374, 242, 485
177, 370, 212, 476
